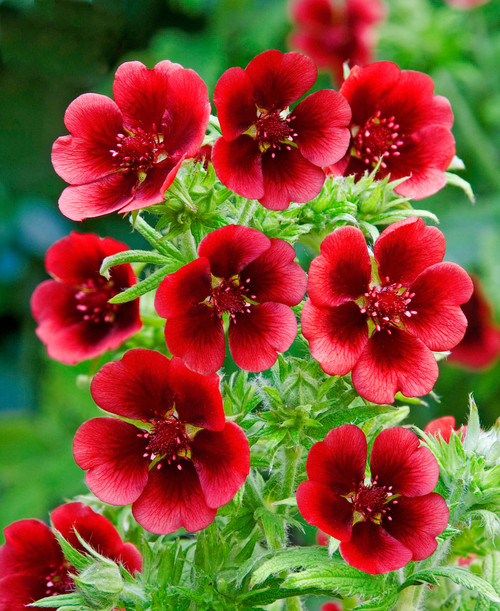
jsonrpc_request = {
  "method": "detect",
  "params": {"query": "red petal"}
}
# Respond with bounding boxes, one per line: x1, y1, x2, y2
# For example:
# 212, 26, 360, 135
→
0, 573, 51, 611
132, 461, 217, 534
239, 238, 307, 305
228, 302, 297, 371
50, 502, 142, 574
73, 418, 149, 505
374, 217, 446, 287
292, 90, 351, 166
58, 173, 136, 221
370, 427, 439, 496
424, 416, 457, 443
191, 423, 250, 507
305, 425, 367, 493
307, 226, 371, 307
213, 67, 257, 141
296, 481, 353, 541
212, 135, 264, 200
302, 300, 368, 376
119, 164, 177, 213
90, 349, 174, 421
340, 520, 412, 574
168, 356, 225, 431
259, 147, 326, 210
198, 225, 270, 279
155, 257, 212, 319
245, 50, 317, 110
405, 262, 473, 351
382, 494, 449, 561
164, 306, 226, 375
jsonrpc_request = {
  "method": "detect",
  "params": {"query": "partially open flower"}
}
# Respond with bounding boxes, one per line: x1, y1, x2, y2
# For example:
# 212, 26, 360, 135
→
327, 61, 455, 199
73, 349, 250, 534
0, 502, 141, 611
31, 232, 142, 364
297, 425, 449, 574
212, 49, 351, 210
301, 217, 473, 403
52, 60, 210, 220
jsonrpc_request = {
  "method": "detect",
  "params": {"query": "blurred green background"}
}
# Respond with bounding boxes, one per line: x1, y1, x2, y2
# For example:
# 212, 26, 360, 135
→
0, 0, 499, 550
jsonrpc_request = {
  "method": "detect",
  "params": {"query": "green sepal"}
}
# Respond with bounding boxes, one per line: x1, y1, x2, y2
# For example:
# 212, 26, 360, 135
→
108, 264, 175, 303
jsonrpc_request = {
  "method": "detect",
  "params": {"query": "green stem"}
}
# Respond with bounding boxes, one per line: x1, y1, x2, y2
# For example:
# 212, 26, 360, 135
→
279, 445, 302, 515
395, 585, 417, 611
237, 199, 258, 226
179, 230, 198, 262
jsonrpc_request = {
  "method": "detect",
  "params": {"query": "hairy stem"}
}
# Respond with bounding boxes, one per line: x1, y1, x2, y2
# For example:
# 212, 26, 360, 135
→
237, 199, 259, 226
179, 230, 198, 262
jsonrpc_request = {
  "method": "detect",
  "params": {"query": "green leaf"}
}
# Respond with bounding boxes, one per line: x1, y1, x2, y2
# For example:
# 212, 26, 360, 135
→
29, 593, 84, 607
108, 264, 174, 303
250, 546, 331, 587
53, 530, 92, 572
100, 250, 170, 277
445, 171, 475, 202
464, 395, 481, 454
132, 214, 184, 259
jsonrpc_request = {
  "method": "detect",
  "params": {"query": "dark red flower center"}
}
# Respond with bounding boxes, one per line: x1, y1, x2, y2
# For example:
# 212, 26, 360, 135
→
360, 281, 416, 334
44, 560, 74, 596
75, 277, 120, 325
351, 111, 404, 168
208, 277, 256, 321
349, 479, 399, 524
254, 111, 297, 157
141, 416, 191, 470
110, 126, 167, 174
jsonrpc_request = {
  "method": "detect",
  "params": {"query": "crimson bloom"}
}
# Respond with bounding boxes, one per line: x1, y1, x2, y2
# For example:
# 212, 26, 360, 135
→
0, 502, 141, 611
289, 0, 386, 85
155, 225, 307, 374
297, 425, 449, 574
301, 217, 473, 404
424, 416, 466, 443
327, 61, 455, 199
73, 349, 250, 534
31, 232, 141, 365
52, 60, 210, 220
448, 276, 500, 370
212, 49, 351, 210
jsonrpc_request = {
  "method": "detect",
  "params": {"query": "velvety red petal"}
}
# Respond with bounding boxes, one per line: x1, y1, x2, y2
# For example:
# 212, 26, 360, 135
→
305, 424, 367, 494
291, 90, 351, 166
164, 306, 226, 375
352, 328, 439, 404
0, 573, 52, 611
73, 418, 149, 505
155, 257, 212, 319
31, 281, 81, 331
239, 238, 307, 305
374, 217, 446, 287
132, 461, 217, 534
245, 50, 317, 110
212, 135, 264, 200
307, 226, 371, 307
370, 427, 439, 496
168, 356, 225, 431
213, 67, 257, 141
424, 416, 457, 443
58, 173, 136, 221
405, 262, 473, 351
50, 502, 142, 574
119, 164, 176, 213
198, 225, 270, 279
296, 481, 354, 541
383, 494, 449, 561
302, 300, 368, 376
90, 349, 174, 421
228, 302, 297, 371
259, 147, 326, 210
340, 520, 412, 574
191, 423, 250, 508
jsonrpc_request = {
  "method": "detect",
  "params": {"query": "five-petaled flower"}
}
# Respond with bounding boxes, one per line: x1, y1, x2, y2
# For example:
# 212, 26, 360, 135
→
73, 349, 250, 534
289, 0, 386, 85
212, 49, 352, 210
154, 224, 307, 374
297, 424, 449, 574
301, 217, 473, 404
327, 61, 455, 199
52, 60, 210, 220
0, 502, 142, 611
31, 232, 142, 365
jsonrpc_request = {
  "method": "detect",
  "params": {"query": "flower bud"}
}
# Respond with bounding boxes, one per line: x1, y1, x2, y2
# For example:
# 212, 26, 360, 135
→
73, 560, 123, 610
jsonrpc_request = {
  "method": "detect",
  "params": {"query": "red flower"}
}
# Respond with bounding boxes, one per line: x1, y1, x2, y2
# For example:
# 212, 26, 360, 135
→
0, 502, 141, 611
301, 217, 473, 404
424, 416, 466, 443
297, 425, 449, 574
289, 0, 386, 85
322, 603, 342, 611
31, 233, 142, 365
52, 61, 210, 220
212, 49, 351, 210
327, 61, 455, 199
448, 276, 500, 370
154, 225, 307, 374
73, 349, 250, 534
